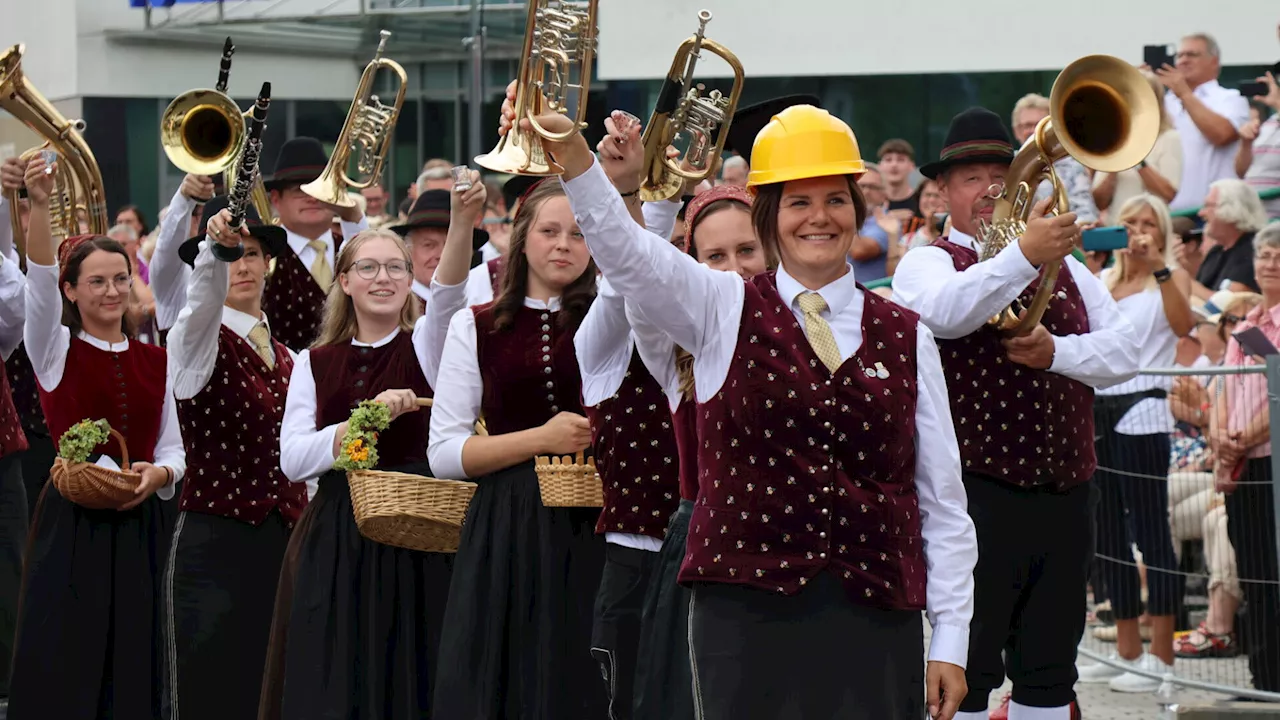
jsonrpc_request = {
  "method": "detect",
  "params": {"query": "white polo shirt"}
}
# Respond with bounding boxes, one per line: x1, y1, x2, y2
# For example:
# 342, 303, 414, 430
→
1165, 79, 1251, 211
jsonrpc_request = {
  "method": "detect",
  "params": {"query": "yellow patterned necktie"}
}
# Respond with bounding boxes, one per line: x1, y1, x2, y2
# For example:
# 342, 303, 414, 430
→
247, 322, 276, 369
307, 238, 333, 291
796, 292, 843, 373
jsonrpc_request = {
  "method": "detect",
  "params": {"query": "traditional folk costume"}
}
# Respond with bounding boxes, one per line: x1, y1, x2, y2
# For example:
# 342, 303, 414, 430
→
391, 189, 490, 314
891, 107, 1140, 719
575, 196, 681, 718
261, 138, 369, 351
0, 199, 28, 702
162, 196, 304, 720
9, 234, 186, 720
261, 257, 463, 720
561, 106, 977, 719
429, 282, 608, 718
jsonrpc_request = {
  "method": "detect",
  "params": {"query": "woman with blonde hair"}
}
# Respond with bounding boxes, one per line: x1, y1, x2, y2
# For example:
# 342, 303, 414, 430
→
261, 172, 486, 720
1080, 193, 1195, 692
1093, 72, 1183, 217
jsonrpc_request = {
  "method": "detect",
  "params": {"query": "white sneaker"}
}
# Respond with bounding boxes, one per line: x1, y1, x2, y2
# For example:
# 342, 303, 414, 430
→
1077, 654, 1127, 683
1108, 652, 1171, 693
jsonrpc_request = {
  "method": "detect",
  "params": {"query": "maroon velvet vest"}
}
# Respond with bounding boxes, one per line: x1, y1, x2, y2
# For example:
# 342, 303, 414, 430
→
583, 350, 680, 540
673, 398, 698, 502
264, 243, 333, 352
930, 240, 1096, 490
0, 369, 28, 458
40, 337, 167, 464
177, 326, 306, 526
678, 274, 927, 612
473, 303, 583, 435
310, 331, 431, 468
6, 344, 47, 436
487, 257, 504, 297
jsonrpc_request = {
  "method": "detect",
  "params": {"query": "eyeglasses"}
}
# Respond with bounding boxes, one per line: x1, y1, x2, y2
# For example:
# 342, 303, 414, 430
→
1257, 253, 1280, 266
349, 259, 410, 280
1176, 50, 1204, 60
78, 274, 133, 294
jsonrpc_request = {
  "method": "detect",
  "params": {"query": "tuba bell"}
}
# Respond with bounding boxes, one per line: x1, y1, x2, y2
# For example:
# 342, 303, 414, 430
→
979, 54, 1159, 336
475, 0, 598, 176
0, 44, 108, 268
302, 30, 407, 209
638, 10, 743, 202
160, 37, 275, 223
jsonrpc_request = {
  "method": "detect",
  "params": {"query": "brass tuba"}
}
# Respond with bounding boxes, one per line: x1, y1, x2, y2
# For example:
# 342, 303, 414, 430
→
0, 44, 109, 268
160, 37, 274, 223
475, 0, 598, 176
639, 10, 743, 202
979, 54, 1159, 336
302, 30, 407, 209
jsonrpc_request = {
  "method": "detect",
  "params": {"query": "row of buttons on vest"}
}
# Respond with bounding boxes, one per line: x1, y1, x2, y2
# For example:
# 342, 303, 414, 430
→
112, 353, 131, 438
540, 313, 559, 414
812, 378, 838, 567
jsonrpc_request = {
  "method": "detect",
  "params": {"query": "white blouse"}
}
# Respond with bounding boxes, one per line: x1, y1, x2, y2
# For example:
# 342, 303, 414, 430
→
559, 158, 977, 670
0, 199, 26, 361
149, 188, 199, 332
1096, 269, 1180, 436
22, 260, 186, 498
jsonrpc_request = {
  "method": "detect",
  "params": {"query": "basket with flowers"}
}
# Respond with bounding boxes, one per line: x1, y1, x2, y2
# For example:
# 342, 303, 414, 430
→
52, 419, 142, 509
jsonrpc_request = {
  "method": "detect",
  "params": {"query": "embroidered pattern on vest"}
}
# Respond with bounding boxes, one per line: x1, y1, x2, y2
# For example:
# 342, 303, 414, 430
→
0, 368, 28, 457
264, 245, 334, 352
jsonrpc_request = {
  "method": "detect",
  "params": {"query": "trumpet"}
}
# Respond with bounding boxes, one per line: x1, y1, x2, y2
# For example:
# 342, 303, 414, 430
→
639, 10, 743, 202
161, 37, 274, 223
302, 30, 406, 209
0, 44, 108, 268
475, 0, 598, 176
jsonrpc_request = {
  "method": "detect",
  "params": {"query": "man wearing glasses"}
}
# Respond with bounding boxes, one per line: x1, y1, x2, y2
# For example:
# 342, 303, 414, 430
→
1154, 33, 1252, 211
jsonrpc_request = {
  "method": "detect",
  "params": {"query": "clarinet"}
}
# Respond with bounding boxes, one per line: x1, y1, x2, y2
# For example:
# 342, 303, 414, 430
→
215, 37, 235, 93
228, 82, 271, 234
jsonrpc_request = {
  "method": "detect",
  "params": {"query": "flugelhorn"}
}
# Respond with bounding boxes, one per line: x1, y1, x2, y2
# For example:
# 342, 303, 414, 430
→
160, 37, 274, 223
0, 44, 108, 268
302, 30, 406, 208
475, 0, 598, 176
229, 83, 271, 233
978, 54, 1158, 336
639, 10, 743, 202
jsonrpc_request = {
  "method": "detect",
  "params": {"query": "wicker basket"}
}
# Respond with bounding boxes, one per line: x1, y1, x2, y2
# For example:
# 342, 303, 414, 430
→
534, 451, 603, 507
51, 428, 142, 510
347, 470, 477, 553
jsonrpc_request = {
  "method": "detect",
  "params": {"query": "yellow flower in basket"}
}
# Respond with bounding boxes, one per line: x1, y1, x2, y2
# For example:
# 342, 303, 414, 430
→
334, 401, 392, 471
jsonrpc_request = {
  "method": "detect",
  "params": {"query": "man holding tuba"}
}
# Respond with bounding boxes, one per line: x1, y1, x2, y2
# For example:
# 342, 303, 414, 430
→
892, 107, 1139, 720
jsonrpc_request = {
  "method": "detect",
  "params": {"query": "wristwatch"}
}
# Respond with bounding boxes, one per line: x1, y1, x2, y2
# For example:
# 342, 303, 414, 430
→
1154, 267, 1172, 283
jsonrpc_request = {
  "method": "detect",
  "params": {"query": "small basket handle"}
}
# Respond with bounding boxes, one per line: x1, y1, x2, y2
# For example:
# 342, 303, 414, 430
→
107, 427, 131, 469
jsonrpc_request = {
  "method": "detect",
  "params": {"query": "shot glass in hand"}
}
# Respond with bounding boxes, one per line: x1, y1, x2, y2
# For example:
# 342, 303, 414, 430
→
613, 111, 641, 142
40, 149, 57, 175
451, 165, 473, 192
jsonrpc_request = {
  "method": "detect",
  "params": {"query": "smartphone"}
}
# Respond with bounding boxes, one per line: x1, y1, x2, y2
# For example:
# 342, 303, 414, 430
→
1232, 326, 1279, 358
1240, 81, 1269, 98
1144, 44, 1175, 70
1081, 226, 1129, 252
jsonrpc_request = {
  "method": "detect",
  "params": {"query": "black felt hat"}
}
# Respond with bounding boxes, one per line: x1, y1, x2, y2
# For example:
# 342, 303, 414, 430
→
501, 175, 542, 215
179, 194, 287, 266
389, 189, 489, 252
724, 94, 822, 166
919, 107, 1017, 180
263, 137, 328, 191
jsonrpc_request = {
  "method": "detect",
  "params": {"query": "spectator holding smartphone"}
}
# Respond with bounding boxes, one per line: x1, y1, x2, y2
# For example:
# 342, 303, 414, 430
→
1237, 71, 1280, 218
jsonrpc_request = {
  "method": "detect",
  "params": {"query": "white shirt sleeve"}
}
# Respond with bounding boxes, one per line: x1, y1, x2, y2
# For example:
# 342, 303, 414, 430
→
22, 261, 71, 391
427, 308, 483, 480
417, 276, 468, 391
150, 189, 198, 331
0, 253, 26, 361
464, 262, 495, 307
167, 240, 229, 401
891, 243, 1041, 340
340, 216, 370, 244
1047, 257, 1140, 389
576, 276, 635, 407
561, 158, 744, 399
641, 197, 682, 242
278, 349, 339, 483
912, 324, 977, 667
626, 300, 683, 411
0, 196, 14, 262
152, 369, 187, 500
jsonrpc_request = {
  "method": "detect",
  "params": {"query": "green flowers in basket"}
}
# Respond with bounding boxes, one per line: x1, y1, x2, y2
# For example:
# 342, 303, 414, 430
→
58, 419, 111, 464
334, 400, 392, 471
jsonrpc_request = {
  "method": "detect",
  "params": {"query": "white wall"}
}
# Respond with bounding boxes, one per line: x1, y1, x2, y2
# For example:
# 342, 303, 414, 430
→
598, 1, 1280, 80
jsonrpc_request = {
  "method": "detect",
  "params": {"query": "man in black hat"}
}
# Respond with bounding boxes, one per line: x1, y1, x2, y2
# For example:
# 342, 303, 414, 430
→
390, 188, 489, 312
163, 195, 307, 720
262, 137, 369, 351
892, 107, 1139, 720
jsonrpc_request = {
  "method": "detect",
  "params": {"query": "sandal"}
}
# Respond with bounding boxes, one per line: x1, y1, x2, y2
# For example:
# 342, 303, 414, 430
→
1174, 622, 1239, 658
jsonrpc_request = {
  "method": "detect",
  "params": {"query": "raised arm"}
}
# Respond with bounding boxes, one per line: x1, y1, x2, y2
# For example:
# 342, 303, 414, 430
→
20, 155, 71, 390
151, 175, 213, 331
167, 215, 236, 401
576, 276, 634, 407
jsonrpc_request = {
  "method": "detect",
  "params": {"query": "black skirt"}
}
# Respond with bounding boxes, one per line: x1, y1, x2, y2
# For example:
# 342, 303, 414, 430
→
432, 462, 608, 720
258, 465, 454, 720
8, 483, 171, 720
632, 499, 693, 720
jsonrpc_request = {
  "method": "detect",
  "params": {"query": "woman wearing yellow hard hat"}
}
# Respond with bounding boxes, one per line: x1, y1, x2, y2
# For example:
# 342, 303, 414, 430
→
499, 88, 974, 719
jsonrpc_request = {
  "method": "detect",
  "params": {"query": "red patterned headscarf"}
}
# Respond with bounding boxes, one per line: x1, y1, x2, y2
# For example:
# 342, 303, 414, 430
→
57, 234, 111, 284
683, 184, 753, 252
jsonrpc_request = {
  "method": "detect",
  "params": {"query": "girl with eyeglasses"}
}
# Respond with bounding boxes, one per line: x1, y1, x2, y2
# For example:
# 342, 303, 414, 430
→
9, 155, 186, 719
261, 175, 485, 720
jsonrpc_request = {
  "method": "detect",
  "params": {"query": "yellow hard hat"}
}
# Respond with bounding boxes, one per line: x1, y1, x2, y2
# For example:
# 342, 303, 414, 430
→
746, 106, 865, 191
